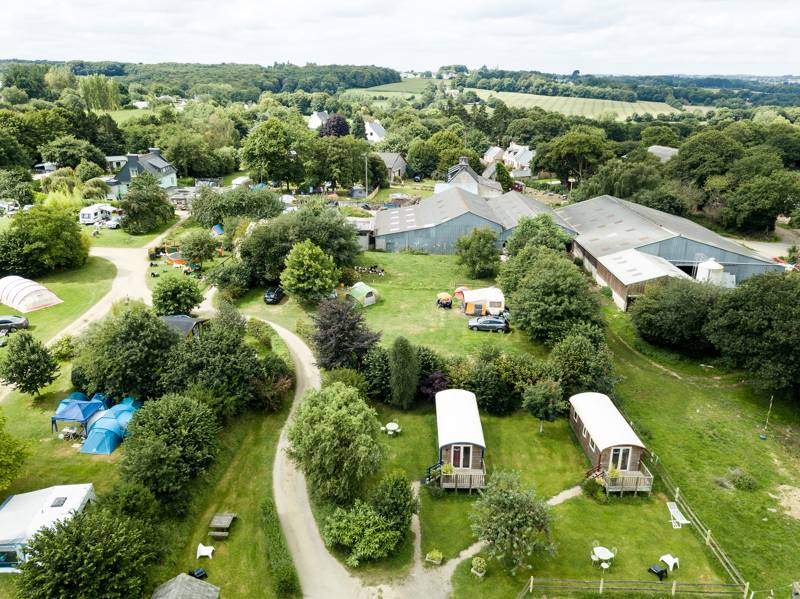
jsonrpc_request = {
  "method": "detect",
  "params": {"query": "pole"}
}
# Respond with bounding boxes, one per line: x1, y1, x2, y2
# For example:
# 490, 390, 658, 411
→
764, 395, 774, 431
365, 154, 369, 194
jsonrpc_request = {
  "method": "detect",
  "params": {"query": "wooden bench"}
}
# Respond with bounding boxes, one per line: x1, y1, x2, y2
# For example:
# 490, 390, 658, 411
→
208, 531, 229, 539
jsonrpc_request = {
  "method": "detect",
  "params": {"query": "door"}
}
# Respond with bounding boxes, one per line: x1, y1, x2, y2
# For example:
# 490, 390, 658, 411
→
610, 447, 631, 471
451, 445, 472, 469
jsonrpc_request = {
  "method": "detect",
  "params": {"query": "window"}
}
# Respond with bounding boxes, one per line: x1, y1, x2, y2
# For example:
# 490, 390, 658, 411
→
589, 438, 596, 452
50, 497, 67, 508
451, 445, 472, 469
610, 447, 632, 471
572, 410, 578, 423
581, 425, 587, 438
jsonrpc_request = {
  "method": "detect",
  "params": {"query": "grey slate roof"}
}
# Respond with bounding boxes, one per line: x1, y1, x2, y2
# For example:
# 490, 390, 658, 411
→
447, 161, 502, 193
113, 149, 176, 185
646, 145, 679, 162
161, 315, 206, 338
481, 163, 497, 179
375, 188, 569, 236
376, 152, 405, 170
555, 195, 769, 261
152, 574, 220, 599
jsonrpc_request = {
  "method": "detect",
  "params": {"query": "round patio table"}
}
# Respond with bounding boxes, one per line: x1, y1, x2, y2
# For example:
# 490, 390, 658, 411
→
386, 422, 399, 434
593, 546, 614, 561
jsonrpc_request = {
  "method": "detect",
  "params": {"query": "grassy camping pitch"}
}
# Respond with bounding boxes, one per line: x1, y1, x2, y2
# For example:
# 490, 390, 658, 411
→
89, 215, 179, 249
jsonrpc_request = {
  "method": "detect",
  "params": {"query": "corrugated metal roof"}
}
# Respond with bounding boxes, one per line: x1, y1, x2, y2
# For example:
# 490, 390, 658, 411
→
488, 191, 575, 232
598, 249, 691, 286
555, 195, 770, 263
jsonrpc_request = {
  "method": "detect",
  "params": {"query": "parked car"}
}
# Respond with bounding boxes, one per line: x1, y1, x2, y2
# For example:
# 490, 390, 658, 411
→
105, 219, 121, 229
0, 315, 29, 332
263, 287, 285, 305
468, 316, 510, 333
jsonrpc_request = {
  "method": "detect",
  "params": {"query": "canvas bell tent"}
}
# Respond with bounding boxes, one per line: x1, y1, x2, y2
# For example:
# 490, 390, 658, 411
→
0, 483, 95, 571
0, 276, 62, 313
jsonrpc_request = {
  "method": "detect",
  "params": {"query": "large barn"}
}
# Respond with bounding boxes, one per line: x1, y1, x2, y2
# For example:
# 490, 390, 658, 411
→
555, 195, 783, 309
374, 188, 574, 254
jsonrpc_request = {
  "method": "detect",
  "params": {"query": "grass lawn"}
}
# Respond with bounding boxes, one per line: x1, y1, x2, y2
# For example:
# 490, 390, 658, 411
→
605, 307, 800, 589
0, 257, 116, 346
99, 108, 155, 124
239, 251, 545, 358
89, 215, 179, 248
467, 89, 679, 120
451, 495, 725, 599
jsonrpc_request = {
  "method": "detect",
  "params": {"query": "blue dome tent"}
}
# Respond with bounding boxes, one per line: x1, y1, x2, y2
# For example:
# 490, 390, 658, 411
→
51, 398, 104, 433
80, 396, 141, 455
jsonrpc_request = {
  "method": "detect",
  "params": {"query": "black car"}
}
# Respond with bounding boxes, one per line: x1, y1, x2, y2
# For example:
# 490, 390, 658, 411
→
263, 287, 285, 305
468, 315, 510, 333
0, 315, 29, 332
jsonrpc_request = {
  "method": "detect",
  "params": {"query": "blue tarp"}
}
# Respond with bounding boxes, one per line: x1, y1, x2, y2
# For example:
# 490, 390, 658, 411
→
51, 398, 104, 432
80, 396, 140, 456
66, 391, 88, 402
211, 224, 224, 236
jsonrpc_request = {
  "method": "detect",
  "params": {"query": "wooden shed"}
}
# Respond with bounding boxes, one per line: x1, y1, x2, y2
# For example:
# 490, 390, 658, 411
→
432, 389, 486, 490
569, 392, 653, 494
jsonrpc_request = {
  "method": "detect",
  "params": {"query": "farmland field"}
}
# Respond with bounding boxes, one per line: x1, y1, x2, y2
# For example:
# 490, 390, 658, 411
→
367, 79, 435, 93
468, 88, 680, 119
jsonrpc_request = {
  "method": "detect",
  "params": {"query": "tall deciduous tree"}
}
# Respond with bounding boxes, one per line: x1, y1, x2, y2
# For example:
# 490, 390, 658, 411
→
455, 227, 500, 278
79, 74, 121, 110
119, 172, 174, 234
0, 331, 58, 397
279, 240, 339, 304
151, 276, 204, 316
669, 129, 744, 186
311, 299, 380, 370
534, 125, 612, 187
549, 333, 616, 398
241, 118, 303, 188
287, 382, 383, 503
320, 114, 350, 137
389, 336, 418, 410
504, 214, 570, 257
180, 229, 216, 267
470, 471, 553, 574
523, 379, 565, 433
38, 135, 105, 169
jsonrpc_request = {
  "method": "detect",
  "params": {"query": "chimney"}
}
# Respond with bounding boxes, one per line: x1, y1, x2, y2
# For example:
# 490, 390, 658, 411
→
148, 147, 161, 156
458, 156, 469, 166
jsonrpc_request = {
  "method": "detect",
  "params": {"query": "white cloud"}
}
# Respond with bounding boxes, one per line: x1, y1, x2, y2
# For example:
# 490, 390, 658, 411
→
0, 0, 797, 74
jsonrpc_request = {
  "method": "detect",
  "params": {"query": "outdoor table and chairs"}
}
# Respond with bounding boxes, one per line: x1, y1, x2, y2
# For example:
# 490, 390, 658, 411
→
208, 512, 237, 539
590, 544, 617, 571
384, 422, 402, 436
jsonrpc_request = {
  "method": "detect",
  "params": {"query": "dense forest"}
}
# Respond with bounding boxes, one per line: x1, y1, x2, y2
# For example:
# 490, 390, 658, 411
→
451, 67, 800, 108
0, 60, 400, 101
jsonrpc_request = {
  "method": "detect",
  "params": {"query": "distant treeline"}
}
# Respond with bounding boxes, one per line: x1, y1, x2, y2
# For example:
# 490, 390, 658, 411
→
452, 67, 800, 108
0, 60, 400, 100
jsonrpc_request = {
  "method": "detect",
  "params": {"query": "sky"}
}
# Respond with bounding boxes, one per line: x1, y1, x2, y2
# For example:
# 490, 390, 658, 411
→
1, 0, 798, 76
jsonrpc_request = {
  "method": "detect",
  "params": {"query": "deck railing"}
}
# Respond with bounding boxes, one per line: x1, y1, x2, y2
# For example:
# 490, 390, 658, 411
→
440, 466, 486, 490
601, 461, 654, 494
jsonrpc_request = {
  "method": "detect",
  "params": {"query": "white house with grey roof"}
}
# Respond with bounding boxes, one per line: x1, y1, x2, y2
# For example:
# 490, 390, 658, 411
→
307, 111, 329, 130
374, 187, 573, 254
436, 156, 503, 198
376, 152, 407, 182
365, 121, 387, 143
106, 148, 177, 199
556, 195, 783, 309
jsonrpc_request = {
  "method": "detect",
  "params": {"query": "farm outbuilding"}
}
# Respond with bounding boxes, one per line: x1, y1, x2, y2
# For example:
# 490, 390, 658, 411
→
152, 573, 220, 599
0, 483, 95, 571
569, 392, 653, 494
433, 389, 486, 490
0, 276, 62, 313
347, 282, 378, 306
557, 195, 784, 310
374, 188, 571, 254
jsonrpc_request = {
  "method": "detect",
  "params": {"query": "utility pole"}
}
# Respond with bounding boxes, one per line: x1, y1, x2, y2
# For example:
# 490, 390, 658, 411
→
364, 154, 369, 194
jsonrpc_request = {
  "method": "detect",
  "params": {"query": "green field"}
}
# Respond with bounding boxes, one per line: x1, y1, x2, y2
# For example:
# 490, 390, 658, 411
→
468, 89, 680, 120
367, 79, 435, 93
0, 257, 116, 346
99, 108, 155, 124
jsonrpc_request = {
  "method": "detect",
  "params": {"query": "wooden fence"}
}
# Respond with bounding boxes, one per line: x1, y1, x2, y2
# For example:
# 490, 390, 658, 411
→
516, 577, 748, 598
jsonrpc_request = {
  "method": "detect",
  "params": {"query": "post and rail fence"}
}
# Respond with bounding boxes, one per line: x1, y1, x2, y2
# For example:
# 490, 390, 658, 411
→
516, 577, 748, 598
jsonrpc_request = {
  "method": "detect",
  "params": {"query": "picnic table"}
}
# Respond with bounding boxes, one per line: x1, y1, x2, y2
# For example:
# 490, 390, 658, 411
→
208, 512, 237, 538
593, 546, 614, 561
386, 422, 399, 434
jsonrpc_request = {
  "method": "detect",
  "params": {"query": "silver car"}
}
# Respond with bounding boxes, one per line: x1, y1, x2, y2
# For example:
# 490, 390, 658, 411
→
0, 315, 29, 332
468, 316, 510, 333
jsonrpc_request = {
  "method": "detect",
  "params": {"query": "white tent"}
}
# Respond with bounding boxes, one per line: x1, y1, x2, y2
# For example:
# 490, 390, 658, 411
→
0, 276, 63, 313
0, 483, 95, 571
435, 389, 486, 451
461, 286, 505, 316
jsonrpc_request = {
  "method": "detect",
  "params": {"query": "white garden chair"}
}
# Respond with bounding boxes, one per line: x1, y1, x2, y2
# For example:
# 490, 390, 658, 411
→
660, 554, 680, 571
196, 543, 215, 559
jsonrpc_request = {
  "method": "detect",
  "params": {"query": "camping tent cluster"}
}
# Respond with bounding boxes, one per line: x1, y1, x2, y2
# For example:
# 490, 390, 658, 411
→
0, 483, 95, 571
0, 276, 62, 313
80, 397, 141, 455
51, 392, 109, 433
454, 286, 505, 316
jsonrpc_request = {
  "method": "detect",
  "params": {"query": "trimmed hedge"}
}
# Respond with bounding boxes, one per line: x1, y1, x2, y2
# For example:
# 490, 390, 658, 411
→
261, 498, 301, 597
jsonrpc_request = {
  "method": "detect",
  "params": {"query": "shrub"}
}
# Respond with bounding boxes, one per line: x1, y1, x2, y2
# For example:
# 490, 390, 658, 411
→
151, 276, 204, 316
253, 354, 294, 412
363, 346, 391, 401
389, 336, 418, 410
323, 501, 402, 567
730, 468, 758, 491
246, 318, 273, 351
323, 368, 368, 397
311, 299, 380, 370
97, 481, 160, 523
50, 335, 77, 362
416, 345, 445, 380
294, 319, 314, 346
369, 472, 415, 534
418, 370, 449, 403
549, 334, 616, 398
472, 556, 487, 574
455, 227, 500, 278
581, 476, 609, 503
426, 549, 443, 563
261, 498, 301, 597
207, 259, 252, 299
465, 360, 515, 415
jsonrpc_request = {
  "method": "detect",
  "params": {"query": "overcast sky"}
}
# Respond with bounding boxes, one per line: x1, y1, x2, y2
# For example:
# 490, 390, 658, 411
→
1, 0, 797, 75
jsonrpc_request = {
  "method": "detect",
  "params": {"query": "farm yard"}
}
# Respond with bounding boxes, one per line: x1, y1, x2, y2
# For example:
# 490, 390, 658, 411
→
467, 88, 681, 119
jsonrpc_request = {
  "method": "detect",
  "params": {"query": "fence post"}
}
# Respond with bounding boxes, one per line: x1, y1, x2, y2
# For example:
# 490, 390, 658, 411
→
599, 577, 604, 594
742, 581, 749, 599
675, 487, 680, 501
671, 581, 677, 596
529, 576, 533, 594
705, 528, 712, 545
